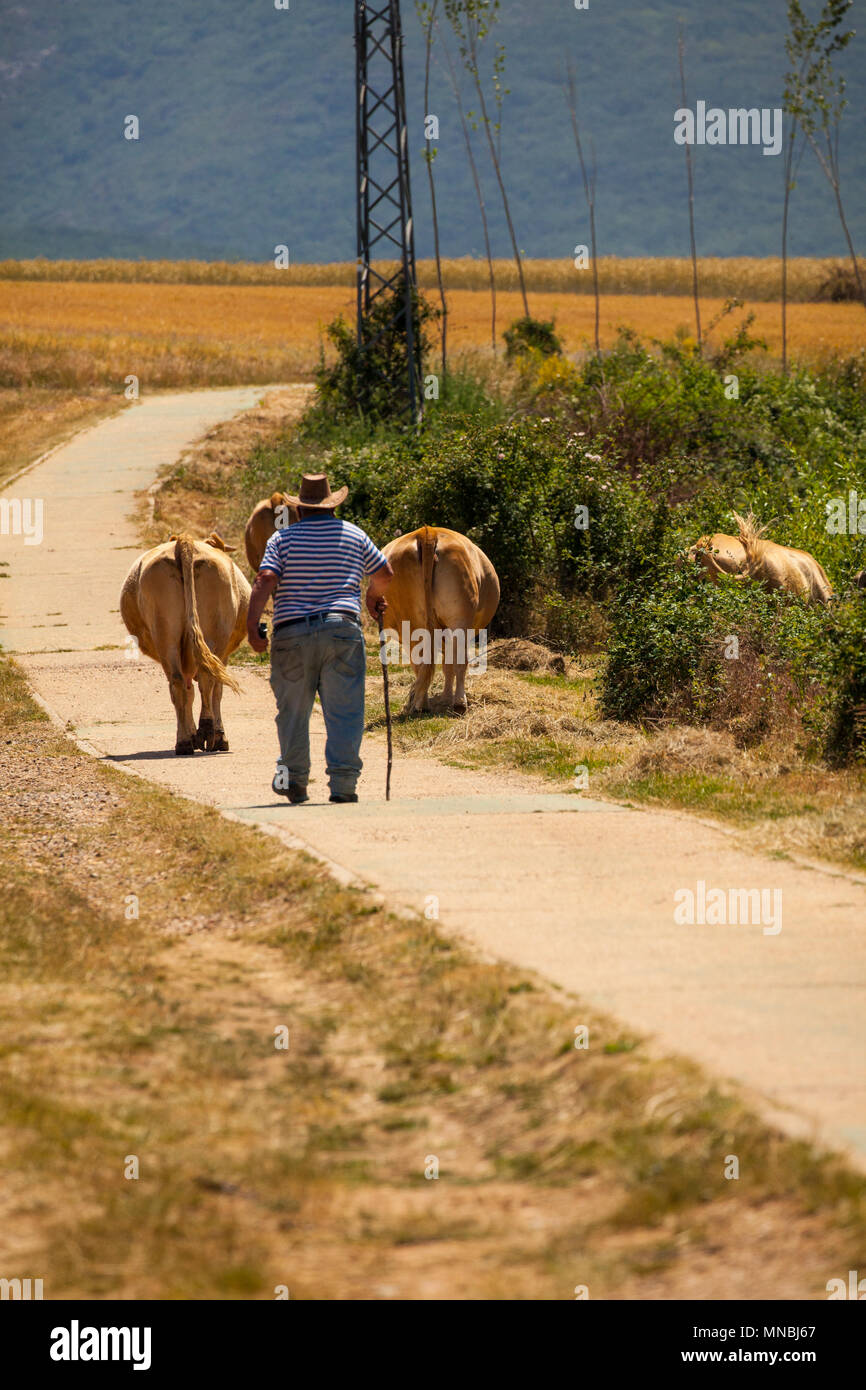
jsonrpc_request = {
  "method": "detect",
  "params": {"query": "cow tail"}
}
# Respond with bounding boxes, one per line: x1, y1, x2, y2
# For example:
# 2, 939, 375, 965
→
175, 534, 241, 694
417, 526, 438, 631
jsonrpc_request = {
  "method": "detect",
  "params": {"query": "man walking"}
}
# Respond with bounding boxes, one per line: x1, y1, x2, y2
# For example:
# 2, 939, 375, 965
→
247, 473, 393, 804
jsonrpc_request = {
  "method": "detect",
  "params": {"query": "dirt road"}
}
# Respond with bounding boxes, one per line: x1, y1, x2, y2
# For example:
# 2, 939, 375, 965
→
2, 389, 864, 1169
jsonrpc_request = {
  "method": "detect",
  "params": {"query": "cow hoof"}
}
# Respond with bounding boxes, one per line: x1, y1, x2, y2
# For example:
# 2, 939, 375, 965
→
195, 718, 214, 750
175, 740, 195, 756
451, 700, 468, 715
213, 734, 229, 751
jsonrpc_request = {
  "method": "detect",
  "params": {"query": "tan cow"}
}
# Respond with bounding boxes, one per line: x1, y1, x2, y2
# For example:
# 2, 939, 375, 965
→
120, 532, 250, 755
732, 512, 833, 605
244, 492, 298, 573
684, 532, 747, 583
381, 526, 500, 713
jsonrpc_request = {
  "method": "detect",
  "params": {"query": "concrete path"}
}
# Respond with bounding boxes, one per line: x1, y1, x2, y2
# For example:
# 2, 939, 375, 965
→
2, 390, 864, 1169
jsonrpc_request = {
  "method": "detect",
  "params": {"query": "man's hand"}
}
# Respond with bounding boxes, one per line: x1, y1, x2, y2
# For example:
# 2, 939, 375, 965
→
247, 570, 279, 651
365, 560, 393, 621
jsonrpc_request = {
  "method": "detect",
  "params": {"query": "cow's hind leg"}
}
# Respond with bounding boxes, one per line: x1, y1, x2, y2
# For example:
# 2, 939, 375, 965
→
169, 668, 197, 755
442, 652, 455, 707
444, 656, 469, 712
442, 628, 471, 712
406, 659, 435, 714
210, 678, 229, 751
195, 669, 216, 750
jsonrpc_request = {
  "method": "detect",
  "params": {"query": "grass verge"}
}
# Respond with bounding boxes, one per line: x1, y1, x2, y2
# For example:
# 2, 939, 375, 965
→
2, 652, 865, 1299
364, 649, 866, 877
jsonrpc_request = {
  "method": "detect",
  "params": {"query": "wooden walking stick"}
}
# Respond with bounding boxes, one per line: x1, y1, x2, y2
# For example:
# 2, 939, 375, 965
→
377, 610, 393, 801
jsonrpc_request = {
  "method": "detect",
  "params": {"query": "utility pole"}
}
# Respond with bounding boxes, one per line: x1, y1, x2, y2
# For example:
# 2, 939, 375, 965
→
354, 0, 421, 418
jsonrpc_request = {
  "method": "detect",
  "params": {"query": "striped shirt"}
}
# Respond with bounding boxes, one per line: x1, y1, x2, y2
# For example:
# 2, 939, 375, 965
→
260, 517, 388, 622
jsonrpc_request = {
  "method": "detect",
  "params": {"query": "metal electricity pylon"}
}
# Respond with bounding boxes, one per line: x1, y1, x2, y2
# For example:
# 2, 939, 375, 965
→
354, 0, 421, 418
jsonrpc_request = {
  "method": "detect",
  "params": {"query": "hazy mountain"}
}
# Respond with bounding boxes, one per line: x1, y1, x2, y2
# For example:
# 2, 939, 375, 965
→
0, 0, 863, 264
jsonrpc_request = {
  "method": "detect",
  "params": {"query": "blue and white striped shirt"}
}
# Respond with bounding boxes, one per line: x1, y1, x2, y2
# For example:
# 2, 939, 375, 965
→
260, 517, 387, 622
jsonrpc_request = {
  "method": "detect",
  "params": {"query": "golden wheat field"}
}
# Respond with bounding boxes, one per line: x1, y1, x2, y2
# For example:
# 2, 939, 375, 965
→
0, 255, 853, 301
0, 272, 861, 389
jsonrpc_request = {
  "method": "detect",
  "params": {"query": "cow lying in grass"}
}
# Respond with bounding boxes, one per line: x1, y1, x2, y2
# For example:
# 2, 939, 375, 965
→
244, 492, 298, 573
382, 526, 500, 714
120, 532, 250, 755
732, 512, 833, 605
684, 532, 747, 583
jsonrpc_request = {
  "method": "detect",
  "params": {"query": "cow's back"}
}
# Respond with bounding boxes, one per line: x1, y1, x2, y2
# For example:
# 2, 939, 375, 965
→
431, 527, 500, 629
382, 530, 430, 635
121, 540, 250, 667
786, 545, 833, 603
121, 543, 185, 662
749, 539, 832, 604
192, 546, 251, 654
383, 526, 499, 634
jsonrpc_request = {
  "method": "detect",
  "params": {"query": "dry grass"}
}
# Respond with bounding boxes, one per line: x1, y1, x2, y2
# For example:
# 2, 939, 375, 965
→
367, 646, 866, 877
2, 652, 865, 1300
0, 255, 855, 302
0, 387, 125, 487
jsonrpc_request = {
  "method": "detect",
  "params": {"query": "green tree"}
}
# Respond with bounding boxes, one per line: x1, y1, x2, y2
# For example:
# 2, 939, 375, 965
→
677, 23, 702, 353
565, 58, 600, 358
444, 0, 530, 318
315, 279, 435, 424
779, 68, 808, 375
785, 0, 864, 311
417, 1, 448, 380
437, 20, 497, 350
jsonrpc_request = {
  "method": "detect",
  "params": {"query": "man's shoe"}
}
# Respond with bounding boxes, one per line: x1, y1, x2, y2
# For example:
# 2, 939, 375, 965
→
329, 792, 359, 804
272, 774, 309, 804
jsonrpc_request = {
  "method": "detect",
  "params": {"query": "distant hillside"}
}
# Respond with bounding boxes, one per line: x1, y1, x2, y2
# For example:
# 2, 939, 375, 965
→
0, 0, 863, 264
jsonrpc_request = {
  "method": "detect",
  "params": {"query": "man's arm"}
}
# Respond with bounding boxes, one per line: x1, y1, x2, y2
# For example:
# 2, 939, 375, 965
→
247, 570, 279, 651
365, 559, 394, 620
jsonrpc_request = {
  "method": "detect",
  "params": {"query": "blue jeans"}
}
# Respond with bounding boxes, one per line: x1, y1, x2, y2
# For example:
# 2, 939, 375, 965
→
269, 612, 367, 796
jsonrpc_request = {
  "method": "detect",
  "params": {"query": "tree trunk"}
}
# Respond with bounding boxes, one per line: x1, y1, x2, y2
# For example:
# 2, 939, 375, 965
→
439, 27, 497, 350
832, 180, 866, 312
678, 30, 702, 353
589, 199, 600, 357
566, 64, 600, 357
470, 61, 529, 317
781, 134, 793, 377
422, 2, 448, 380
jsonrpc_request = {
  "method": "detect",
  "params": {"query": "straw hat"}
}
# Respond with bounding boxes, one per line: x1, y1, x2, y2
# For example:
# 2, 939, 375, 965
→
287, 473, 348, 510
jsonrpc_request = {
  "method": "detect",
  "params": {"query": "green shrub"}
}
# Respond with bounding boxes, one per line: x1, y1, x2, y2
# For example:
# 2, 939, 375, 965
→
600, 565, 866, 760
503, 316, 563, 362
239, 321, 866, 759
313, 279, 437, 424
802, 593, 866, 764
